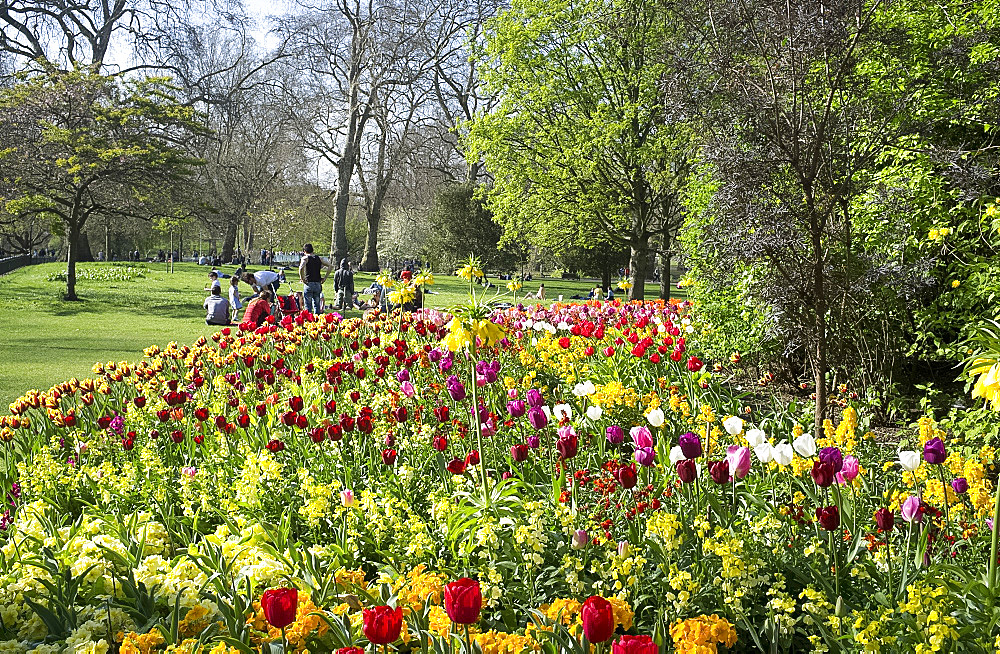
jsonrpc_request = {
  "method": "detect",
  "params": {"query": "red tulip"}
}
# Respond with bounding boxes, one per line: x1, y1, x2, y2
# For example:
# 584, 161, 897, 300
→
382, 449, 397, 466
444, 578, 482, 624
676, 459, 697, 484
432, 435, 448, 451
815, 505, 840, 531
261, 587, 298, 629
686, 356, 703, 372
510, 444, 529, 462
612, 635, 658, 654
615, 464, 638, 489
447, 458, 467, 474
581, 596, 615, 643
810, 460, 835, 488
362, 605, 403, 645
289, 396, 304, 412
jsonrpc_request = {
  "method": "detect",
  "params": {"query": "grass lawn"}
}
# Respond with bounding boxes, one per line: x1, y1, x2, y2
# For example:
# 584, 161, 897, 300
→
0, 261, 685, 407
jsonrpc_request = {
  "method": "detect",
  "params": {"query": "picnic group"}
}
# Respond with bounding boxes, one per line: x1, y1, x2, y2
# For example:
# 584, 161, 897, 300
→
199, 244, 420, 327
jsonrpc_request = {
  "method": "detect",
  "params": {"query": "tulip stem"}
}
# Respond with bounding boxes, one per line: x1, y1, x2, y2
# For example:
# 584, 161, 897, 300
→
281, 626, 288, 654
936, 465, 951, 539
989, 471, 1000, 592
464, 623, 474, 654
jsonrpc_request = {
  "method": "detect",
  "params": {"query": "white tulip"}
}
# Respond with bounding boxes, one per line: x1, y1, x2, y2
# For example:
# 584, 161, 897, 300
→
722, 416, 744, 435
586, 405, 603, 421
898, 450, 920, 472
669, 445, 686, 465
573, 381, 596, 397
773, 442, 794, 466
646, 408, 665, 427
754, 441, 774, 464
746, 428, 767, 447
541, 406, 552, 420
792, 434, 817, 458
553, 403, 572, 420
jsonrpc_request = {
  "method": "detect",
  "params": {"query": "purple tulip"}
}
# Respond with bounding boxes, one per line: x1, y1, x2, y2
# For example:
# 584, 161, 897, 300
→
528, 407, 548, 430
606, 425, 625, 444
952, 477, 968, 494
526, 389, 544, 408
630, 426, 654, 449
396, 369, 410, 383
900, 495, 922, 522
634, 447, 656, 467
507, 400, 526, 418
428, 349, 443, 363
818, 447, 844, 473
439, 358, 453, 373
923, 437, 947, 465
726, 445, 751, 479
446, 375, 466, 401
678, 432, 702, 459
526, 435, 541, 449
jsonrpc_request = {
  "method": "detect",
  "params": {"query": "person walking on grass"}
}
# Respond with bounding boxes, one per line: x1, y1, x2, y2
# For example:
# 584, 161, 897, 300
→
299, 243, 333, 315
204, 287, 231, 326
333, 259, 355, 311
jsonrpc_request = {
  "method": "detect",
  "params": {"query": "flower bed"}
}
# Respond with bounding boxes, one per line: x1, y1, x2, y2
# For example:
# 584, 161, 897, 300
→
0, 299, 998, 653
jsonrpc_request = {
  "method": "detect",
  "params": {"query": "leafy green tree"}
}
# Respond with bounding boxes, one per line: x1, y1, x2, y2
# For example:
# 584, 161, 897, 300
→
465, 0, 692, 300
427, 183, 515, 271
0, 69, 205, 299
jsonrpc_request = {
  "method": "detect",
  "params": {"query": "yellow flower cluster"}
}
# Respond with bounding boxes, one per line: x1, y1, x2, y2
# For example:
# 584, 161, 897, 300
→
669, 614, 738, 654
474, 630, 539, 654
457, 263, 484, 280
119, 630, 166, 654
388, 284, 416, 306
392, 564, 447, 611
897, 581, 959, 653
646, 512, 684, 551
971, 359, 1000, 411
413, 271, 435, 286
506, 280, 522, 292
591, 381, 641, 409
816, 406, 858, 453
179, 605, 212, 637
927, 226, 952, 240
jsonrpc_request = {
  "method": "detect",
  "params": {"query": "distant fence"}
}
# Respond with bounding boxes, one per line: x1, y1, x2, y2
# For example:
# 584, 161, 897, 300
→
0, 254, 58, 275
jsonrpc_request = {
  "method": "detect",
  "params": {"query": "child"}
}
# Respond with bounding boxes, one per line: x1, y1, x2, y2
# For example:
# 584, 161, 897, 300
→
205, 271, 221, 294
228, 276, 242, 323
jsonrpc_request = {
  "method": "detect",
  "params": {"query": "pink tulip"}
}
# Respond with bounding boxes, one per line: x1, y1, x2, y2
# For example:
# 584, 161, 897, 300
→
836, 455, 859, 485
900, 495, 922, 523
400, 381, 415, 398
726, 445, 751, 479
630, 426, 654, 449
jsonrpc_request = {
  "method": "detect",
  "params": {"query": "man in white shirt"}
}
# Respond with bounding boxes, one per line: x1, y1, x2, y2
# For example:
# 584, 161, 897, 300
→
242, 270, 281, 298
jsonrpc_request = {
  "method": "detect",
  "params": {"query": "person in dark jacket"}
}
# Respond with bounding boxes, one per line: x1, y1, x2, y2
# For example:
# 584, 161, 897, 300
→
333, 259, 355, 311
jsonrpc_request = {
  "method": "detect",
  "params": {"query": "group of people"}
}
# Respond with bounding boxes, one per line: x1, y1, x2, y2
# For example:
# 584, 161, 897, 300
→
202, 244, 362, 327
97, 249, 141, 262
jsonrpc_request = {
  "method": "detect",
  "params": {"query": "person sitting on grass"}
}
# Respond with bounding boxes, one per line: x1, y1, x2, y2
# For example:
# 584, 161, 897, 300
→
204, 287, 231, 326
242, 290, 273, 327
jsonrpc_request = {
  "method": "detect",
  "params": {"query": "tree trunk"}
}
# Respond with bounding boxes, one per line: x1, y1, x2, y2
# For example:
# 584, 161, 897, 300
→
75, 230, 93, 262
628, 236, 649, 301
221, 218, 238, 262
360, 208, 380, 272
601, 259, 612, 292
66, 219, 80, 300
658, 232, 671, 300
332, 157, 353, 264
810, 209, 828, 436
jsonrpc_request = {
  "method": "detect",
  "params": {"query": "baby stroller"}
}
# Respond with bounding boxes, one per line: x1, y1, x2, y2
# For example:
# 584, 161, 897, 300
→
273, 283, 302, 319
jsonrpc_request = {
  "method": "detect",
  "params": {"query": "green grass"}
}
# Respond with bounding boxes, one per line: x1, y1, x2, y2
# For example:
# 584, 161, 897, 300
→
0, 261, 684, 407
